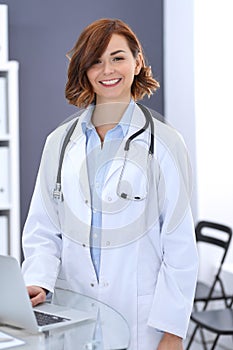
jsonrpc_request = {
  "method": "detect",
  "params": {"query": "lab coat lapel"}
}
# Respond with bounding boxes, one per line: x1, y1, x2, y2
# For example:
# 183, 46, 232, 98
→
67, 109, 91, 204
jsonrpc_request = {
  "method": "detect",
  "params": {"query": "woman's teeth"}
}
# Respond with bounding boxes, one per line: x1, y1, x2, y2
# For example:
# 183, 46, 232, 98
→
100, 79, 121, 86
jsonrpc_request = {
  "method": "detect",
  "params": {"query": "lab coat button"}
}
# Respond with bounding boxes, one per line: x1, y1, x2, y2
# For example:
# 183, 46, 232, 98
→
108, 196, 112, 202
85, 199, 88, 204
90, 283, 94, 287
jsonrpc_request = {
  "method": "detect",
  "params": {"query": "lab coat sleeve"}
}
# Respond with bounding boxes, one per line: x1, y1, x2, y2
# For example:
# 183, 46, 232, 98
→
147, 129, 199, 339
22, 134, 63, 293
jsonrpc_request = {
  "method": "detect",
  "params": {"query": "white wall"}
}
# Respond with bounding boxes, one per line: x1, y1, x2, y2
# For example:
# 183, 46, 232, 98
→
164, 0, 233, 271
194, 0, 233, 267
163, 0, 197, 220
164, 3, 233, 347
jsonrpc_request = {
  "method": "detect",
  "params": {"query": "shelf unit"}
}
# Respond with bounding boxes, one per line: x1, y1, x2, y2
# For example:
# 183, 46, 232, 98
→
0, 60, 20, 261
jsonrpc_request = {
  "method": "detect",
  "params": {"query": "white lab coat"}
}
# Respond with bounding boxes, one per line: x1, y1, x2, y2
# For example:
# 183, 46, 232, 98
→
22, 104, 198, 350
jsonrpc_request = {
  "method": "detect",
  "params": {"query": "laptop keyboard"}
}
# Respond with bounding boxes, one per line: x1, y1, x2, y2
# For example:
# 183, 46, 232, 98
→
34, 310, 70, 326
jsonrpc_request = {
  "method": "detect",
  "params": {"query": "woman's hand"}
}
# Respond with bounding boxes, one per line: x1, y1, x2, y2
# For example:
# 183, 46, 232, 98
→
27, 285, 47, 307
157, 332, 183, 350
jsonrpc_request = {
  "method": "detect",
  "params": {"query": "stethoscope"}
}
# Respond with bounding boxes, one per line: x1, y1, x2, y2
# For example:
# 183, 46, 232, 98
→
53, 103, 154, 202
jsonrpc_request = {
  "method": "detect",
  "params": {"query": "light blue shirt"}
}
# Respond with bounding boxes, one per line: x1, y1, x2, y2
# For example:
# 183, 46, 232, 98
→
82, 102, 135, 281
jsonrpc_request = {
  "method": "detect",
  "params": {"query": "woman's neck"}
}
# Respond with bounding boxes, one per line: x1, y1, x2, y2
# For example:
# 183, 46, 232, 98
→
91, 100, 130, 143
91, 101, 130, 128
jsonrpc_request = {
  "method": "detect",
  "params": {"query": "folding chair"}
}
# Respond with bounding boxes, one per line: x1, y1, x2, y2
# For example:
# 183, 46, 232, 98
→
186, 220, 232, 350
187, 296, 233, 350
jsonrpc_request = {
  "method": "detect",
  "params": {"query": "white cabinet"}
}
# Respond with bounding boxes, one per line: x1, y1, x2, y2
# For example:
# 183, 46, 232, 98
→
0, 61, 20, 261
0, 4, 20, 261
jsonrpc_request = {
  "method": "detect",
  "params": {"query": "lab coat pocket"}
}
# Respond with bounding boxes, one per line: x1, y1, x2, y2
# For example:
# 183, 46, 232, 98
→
116, 141, 149, 201
103, 160, 148, 208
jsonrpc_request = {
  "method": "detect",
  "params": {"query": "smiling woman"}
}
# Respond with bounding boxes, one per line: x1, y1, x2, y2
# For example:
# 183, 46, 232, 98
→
65, 18, 159, 107
22, 17, 198, 350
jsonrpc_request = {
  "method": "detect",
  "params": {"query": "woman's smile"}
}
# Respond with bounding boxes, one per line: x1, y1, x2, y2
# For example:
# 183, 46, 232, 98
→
99, 78, 122, 87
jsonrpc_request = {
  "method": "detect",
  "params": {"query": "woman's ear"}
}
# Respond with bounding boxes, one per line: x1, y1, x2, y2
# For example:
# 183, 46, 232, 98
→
134, 53, 143, 75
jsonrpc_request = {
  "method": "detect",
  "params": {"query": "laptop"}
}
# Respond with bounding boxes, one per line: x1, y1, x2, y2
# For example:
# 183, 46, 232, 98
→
0, 255, 94, 333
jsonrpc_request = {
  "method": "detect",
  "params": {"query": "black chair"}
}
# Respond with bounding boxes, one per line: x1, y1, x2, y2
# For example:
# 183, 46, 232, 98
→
188, 298, 233, 350
194, 221, 232, 305
186, 220, 233, 350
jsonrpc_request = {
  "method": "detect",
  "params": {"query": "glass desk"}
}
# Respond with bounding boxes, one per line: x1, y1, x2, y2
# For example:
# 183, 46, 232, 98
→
0, 288, 130, 350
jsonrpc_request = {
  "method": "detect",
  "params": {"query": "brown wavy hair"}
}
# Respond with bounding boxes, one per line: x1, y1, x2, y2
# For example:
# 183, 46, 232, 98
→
65, 18, 160, 108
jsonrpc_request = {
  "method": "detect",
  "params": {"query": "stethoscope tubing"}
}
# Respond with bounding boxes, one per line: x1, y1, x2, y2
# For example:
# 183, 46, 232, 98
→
53, 103, 154, 202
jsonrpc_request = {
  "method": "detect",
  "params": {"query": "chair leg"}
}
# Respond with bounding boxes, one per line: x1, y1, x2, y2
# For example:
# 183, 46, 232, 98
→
186, 324, 208, 350
199, 326, 208, 350
186, 324, 199, 350
210, 334, 220, 350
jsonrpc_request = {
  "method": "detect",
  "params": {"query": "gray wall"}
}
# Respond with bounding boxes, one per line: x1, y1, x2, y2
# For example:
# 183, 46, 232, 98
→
0, 0, 164, 230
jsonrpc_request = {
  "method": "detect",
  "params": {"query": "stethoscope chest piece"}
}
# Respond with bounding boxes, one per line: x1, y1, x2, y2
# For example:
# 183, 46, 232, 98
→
116, 141, 150, 201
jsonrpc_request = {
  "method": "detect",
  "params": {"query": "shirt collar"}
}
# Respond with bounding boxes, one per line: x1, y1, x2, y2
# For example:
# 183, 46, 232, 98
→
81, 100, 135, 137
81, 105, 95, 134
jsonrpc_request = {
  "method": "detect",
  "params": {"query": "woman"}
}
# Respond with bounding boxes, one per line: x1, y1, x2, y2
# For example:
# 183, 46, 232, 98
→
22, 18, 198, 350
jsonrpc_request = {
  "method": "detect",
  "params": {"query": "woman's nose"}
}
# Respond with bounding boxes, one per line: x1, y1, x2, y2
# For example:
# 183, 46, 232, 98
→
103, 61, 115, 75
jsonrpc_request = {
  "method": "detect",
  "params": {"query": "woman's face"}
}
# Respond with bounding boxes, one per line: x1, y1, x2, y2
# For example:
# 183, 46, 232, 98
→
87, 34, 142, 105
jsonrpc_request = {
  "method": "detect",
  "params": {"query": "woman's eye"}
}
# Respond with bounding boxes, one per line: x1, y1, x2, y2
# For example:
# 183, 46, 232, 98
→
113, 56, 124, 62
92, 59, 101, 65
